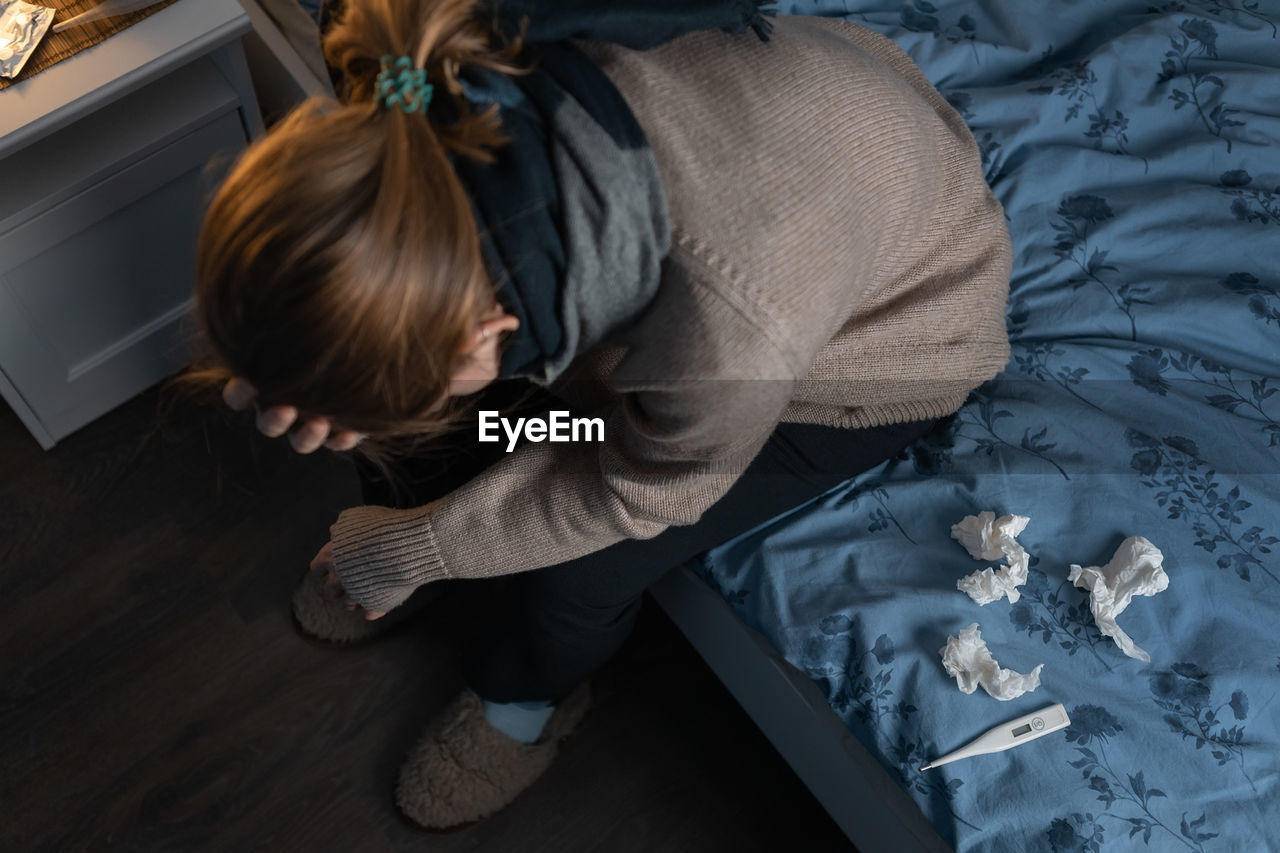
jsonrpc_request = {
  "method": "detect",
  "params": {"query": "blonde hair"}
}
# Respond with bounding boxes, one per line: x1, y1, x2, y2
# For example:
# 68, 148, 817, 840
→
181, 0, 528, 452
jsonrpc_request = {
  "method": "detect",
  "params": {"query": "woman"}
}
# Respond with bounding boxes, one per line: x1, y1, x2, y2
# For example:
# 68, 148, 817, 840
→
195, 0, 1011, 830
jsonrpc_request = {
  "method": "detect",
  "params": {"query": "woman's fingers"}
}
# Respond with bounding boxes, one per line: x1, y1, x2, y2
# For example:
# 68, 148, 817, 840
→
227, 378, 354, 454
324, 430, 362, 452
324, 575, 344, 601
325, 562, 341, 584
289, 417, 331, 454
311, 529, 382, 620
222, 378, 258, 411
256, 404, 298, 438
339, 594, 383, 619
314, 543, 341, 599
320, 554, 381, 618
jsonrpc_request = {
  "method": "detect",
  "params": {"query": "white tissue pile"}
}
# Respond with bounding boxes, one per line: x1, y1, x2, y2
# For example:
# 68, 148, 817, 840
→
1068, 536, 1169, 662
939, 623, 1044, 701
940, 510, 1173, 700
951, 512, 1031, 605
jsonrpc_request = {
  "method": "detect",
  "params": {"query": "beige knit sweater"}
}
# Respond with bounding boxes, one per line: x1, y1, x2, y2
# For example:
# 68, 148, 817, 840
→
331, 17, 1012, 613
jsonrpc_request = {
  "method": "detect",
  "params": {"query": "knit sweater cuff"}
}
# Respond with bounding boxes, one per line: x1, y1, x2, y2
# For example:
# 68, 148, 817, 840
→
329, 504, 449, 613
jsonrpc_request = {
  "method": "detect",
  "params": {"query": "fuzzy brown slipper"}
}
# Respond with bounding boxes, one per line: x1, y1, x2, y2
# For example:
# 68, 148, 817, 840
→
290, 569, 443, 646
395, 683, 592, 830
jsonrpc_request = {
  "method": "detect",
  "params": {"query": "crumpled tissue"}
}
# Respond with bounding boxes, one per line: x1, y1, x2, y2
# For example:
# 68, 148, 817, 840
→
951, 511, 1031, 605
1069, 536, 1169, 662
939, 623, 1043, 701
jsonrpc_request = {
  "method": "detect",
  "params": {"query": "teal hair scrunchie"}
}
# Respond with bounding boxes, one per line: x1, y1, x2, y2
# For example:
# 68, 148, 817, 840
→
375, 55, 434, 115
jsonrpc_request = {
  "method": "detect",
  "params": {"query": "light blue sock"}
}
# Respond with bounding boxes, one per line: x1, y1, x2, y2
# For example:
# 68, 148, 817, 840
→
482, 698, 556, 744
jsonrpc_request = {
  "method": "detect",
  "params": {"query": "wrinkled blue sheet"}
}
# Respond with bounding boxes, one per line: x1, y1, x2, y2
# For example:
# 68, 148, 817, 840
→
699, 2, 1280, 850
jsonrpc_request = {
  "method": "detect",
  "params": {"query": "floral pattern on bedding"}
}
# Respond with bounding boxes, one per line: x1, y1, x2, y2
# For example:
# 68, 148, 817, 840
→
702, 1, 1280, 850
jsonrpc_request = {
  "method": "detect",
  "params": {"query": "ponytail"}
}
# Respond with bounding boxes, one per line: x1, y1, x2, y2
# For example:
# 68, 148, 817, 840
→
190, 0, 529, 451
324, 0, 528, 163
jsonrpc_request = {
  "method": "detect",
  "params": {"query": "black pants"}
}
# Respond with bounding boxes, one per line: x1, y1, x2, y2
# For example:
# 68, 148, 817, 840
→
357, 381, 937, 704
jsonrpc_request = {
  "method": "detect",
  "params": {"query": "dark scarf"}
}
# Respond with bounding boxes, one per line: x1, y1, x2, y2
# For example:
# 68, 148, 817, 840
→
321, 0, 776, 380
493, 1, 776, 49
449, 41, 665, 381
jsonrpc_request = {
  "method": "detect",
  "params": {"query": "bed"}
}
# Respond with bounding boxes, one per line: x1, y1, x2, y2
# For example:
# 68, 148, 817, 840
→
242, 2, 1280, 849
672, 1, 1280, 850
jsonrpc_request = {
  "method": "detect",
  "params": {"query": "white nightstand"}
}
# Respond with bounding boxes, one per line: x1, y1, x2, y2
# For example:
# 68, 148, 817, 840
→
0, 0, 262, 449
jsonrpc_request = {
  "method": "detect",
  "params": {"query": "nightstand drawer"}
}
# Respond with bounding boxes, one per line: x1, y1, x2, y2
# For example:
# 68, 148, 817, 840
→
0, 108, 245, 446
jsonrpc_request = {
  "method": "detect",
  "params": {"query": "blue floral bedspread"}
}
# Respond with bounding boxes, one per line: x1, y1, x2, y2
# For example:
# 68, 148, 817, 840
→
698, 2, 1280, 851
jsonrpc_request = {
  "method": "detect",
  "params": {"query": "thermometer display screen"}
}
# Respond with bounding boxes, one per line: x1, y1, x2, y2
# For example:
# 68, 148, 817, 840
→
1011, 724, 1033, 737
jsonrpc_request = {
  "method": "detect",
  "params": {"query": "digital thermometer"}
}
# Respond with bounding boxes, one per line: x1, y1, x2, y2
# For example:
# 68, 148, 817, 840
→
920, 703, 1071, 771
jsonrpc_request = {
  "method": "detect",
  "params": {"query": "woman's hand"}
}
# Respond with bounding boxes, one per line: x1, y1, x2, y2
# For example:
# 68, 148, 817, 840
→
222, 378, 362, 454
310, 540, 386, 621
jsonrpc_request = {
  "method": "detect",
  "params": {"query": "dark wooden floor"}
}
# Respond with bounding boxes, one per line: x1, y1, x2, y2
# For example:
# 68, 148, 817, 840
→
0, 385, 854, 852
